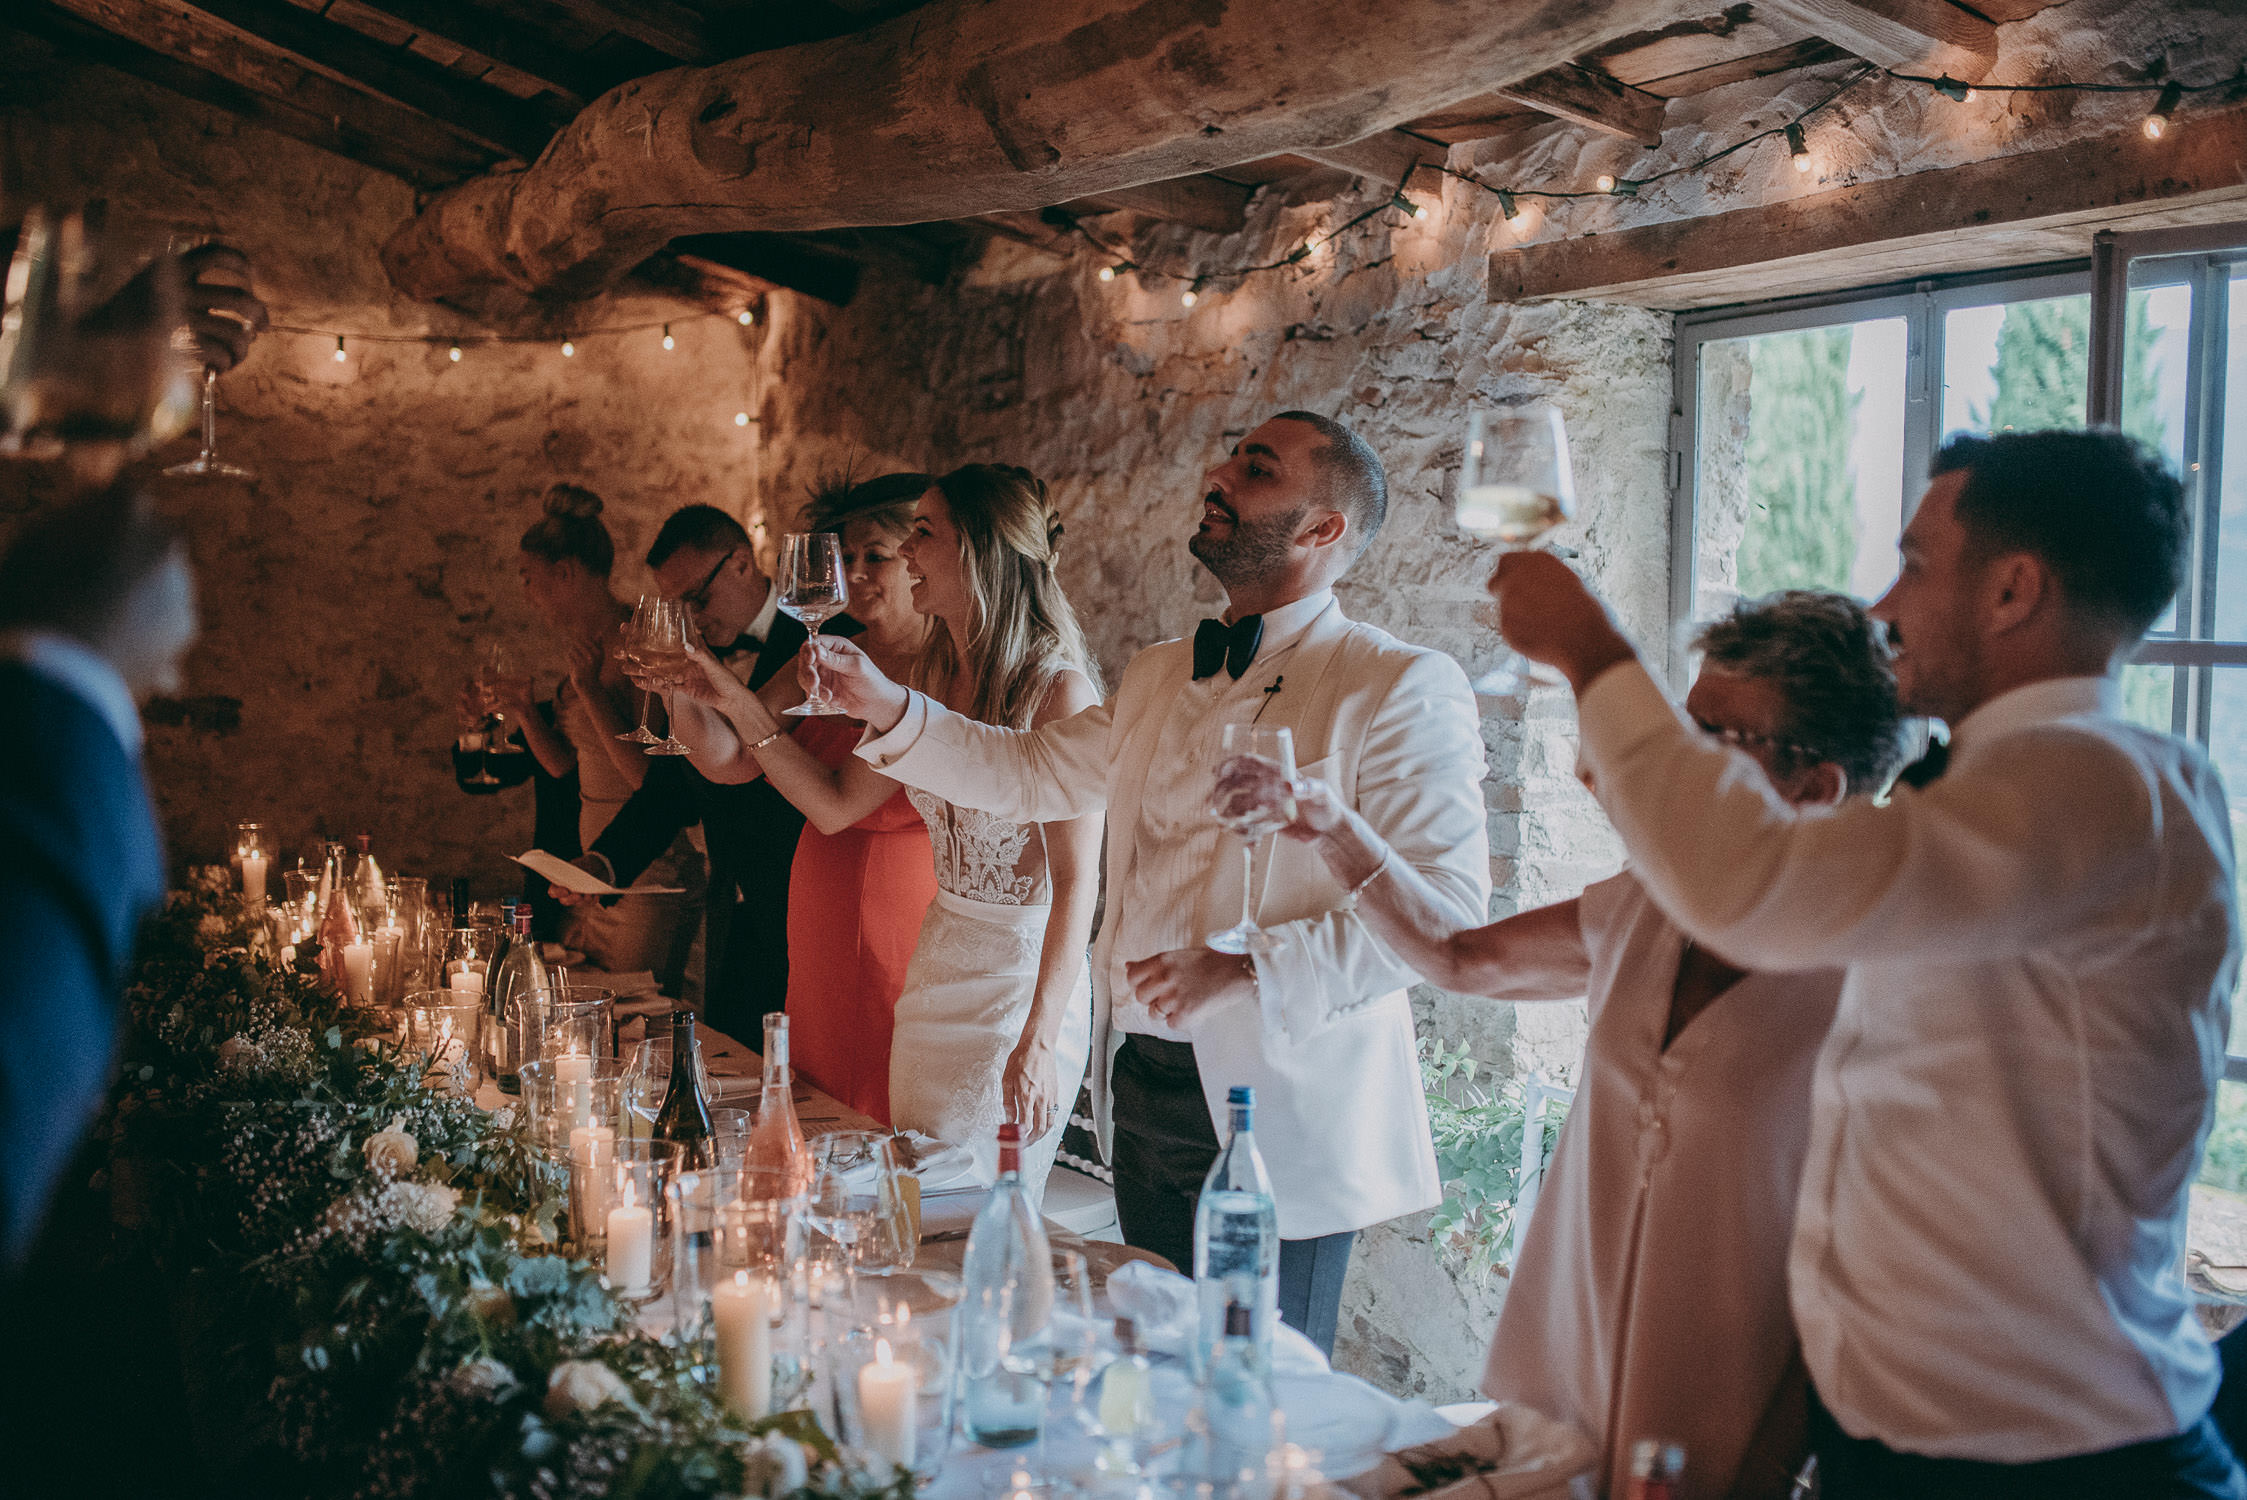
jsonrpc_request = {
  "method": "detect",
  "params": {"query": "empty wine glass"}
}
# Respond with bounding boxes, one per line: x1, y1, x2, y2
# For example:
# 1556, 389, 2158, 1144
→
1458, 403, 1578, 696
165, 366, 254, 480
616, 595, 666, 745
1205, 724, 1296, 955
778, 532, 849, 716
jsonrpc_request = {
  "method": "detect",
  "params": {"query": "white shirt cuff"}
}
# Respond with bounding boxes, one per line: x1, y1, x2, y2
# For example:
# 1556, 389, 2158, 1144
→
855, 690, 931, 769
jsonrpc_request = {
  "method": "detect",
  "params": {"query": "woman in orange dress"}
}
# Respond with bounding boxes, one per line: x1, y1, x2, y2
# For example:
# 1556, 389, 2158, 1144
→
659, 473, 937, 1122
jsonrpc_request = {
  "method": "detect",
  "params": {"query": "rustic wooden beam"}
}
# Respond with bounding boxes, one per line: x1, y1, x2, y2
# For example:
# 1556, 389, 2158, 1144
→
157, 0, 560, 159
35, 0, 505, 179
1293, 129, 1447, 191
322, 0, 598, 107
381, 0, 1692, 302
1588, 7, 1811, 86
1635, 36, 1851, 97
8, 2, 482, 185
1487, 104, 2247, 309
1757, 0, 1996, 82
667, 234, 860, 305
542, 0, 710, 61
1494, 63, 1668, 147
1064, 175, 1255, 234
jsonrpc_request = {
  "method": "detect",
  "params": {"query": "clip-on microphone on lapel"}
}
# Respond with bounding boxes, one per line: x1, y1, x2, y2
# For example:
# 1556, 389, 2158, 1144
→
1251, 674, 1284, 722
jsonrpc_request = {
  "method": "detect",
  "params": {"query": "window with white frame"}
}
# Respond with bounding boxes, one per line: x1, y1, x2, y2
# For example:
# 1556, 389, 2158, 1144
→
1670, 229, 2247, 1269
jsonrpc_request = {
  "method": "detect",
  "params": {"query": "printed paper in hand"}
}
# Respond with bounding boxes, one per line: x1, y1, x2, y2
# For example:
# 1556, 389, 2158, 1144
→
513, 849, 685, 897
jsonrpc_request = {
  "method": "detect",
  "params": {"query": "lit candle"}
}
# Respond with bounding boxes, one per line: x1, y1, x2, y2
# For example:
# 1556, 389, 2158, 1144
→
712, 1270, 773, 1419
342, 940, 375, 1003
607, 1180, 653, 1294
858, 1337, 916, 1468
556, 1048, 595, 1128
570, 1123, 614, 1225
241, 851, 268, 903
448, 969, 484, 1000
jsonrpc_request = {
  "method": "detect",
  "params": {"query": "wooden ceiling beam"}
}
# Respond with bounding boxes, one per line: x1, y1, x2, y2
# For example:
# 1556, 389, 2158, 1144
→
1063, 175, 1255, 235
1494, 62, 1668, 147
1757, 0, 1997, 82
159, 0, 562, 158
32, 0, 503, 179
1293, 129, 1447, 191
541, 0, 710, 61
385, 0, 1684, 302
1487, 104, 2247, 309
665, 233, 859, 304
1635, 36, 1851, 98
323, 0, 598, 107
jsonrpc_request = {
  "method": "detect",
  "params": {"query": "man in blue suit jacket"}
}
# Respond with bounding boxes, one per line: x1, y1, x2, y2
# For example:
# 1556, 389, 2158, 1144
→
0, 488, 192, 1270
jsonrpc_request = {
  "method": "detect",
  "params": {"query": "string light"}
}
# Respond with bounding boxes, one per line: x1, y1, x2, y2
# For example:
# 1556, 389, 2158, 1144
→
1496, 188, 1520, 221
734, 411, 749, 427
2144, 81, 2184, 138
332, 336, 346, 362
1593, 173, 1616, 194
1786, 123, 1813, 173
448, 342, 462, 362
1097, 264, 1117, 282
560, 339, 575, 357
1180, 279, 1201, 308
661, 324, 675, 350
1392, 192, 1428, 220
737, 309, 754, 326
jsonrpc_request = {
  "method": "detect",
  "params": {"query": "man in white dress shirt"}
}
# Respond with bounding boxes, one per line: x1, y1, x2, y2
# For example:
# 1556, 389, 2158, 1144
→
1496, 428, 2244, 1498
811, 412, 1490, 1354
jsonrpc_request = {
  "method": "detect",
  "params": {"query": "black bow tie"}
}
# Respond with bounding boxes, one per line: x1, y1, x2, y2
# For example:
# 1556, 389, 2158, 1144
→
1896, 733, 1949, 789
1192, 615, 1265, 681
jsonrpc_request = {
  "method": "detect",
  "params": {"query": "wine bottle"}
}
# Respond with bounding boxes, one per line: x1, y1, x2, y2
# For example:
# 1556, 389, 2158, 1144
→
654, 1009, 717, 1169
485, 905, 549, 1094
744, 1012, 812, 1196
440, 877, 487, 1000
346, 833, 387, 926
959, 1122, 1054, 1449
1193, 1085, 1279, 1374
314, 840, 361, 995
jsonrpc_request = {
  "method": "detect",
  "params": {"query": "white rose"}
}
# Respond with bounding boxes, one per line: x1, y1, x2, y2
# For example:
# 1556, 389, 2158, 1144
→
449, 1355, 518, 1401
736, 1434, 810, 1497
364, 1115, 418, 1177
543, 1359, 634, 1419
387, 1180, 460, 1235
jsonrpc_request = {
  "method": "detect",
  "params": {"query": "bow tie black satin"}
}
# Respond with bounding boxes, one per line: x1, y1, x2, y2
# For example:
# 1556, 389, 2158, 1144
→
1192, 615, 1264, 681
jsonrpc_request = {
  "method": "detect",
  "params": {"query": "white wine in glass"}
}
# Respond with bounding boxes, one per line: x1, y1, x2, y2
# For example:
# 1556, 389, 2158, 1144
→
1206, 723, 1296, 955
778, 532, 850, 717
1459, 404, 1577, 695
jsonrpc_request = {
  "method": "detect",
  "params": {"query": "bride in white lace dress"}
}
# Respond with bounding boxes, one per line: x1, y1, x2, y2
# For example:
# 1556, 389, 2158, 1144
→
888, 465, 1101, 1207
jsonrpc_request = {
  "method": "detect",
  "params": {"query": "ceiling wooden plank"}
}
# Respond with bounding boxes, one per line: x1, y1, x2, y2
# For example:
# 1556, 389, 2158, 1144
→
665, 233, 859, 303
1293, 129, 1447, 191
157, 0, 561, 157
1488, 104, 2247, 309
8, 3, 482, 184
329, 0, 594, 105
33, 0, 508, 176
540, 0, 709, 61
1966, 0, 2068, 20
1757, 0, 1997, 81
1494, 61, 1667, 146
1065, 175, 1255, 235
1636, 36, 1852, 98
1588, 7, 1813, 86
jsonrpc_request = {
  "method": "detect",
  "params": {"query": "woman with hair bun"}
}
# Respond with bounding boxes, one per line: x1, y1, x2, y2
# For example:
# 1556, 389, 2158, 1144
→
499, 482, 700, 986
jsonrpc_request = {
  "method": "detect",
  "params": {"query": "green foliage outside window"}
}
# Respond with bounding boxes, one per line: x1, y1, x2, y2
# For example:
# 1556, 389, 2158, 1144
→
1422, 1039, 1568, 1281
1738, 327, 1860, 597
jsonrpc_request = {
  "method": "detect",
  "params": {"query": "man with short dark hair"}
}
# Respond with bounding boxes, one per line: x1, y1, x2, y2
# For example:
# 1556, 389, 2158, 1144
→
1494, 428, 2245, 1498
813, 412, 1490, 1354
559, 504, 818, 1038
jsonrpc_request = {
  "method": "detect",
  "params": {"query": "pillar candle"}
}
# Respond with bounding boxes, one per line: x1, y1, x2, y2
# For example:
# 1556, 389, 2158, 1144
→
607, 1182, 653, 1293
858, 1338, 916, 1468
569, 1124, 614, 1225
342, 941, 375, 1004
556, 1049, 595, 1128
241, 852, 268, 903
712, 1270, 772, 1419
448, 969, 484, 1000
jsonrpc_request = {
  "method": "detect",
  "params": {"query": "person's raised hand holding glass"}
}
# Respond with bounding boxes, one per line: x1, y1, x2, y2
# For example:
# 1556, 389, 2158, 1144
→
796, 637, 910, 731
1487, 550, 1638, 696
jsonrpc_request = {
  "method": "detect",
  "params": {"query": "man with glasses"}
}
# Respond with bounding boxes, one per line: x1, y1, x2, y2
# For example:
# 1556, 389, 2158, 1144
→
560, 505, 832, 1038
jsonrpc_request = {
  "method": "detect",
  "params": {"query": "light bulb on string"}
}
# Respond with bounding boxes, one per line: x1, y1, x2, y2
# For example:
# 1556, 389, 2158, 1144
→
1933, 76, 1973, 103
1391, 192, 1428, 221
737, 309, 755, 326
734, 411, 750, 427
1786, 123, 1813, 174
1594, 173, 1615, 194
561, 339, 576, 357
661, 324, 675, 351
448, 342, 462, 362
1097, 265, 1117, 283
2144, 81, 2182, 139
1496, 188, 1520, 222
333, 336, 347, 363
1181, 278, 1202, 308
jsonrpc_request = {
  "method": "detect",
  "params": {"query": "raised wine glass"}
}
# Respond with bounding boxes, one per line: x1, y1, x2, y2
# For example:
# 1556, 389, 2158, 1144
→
1205, 723, 1296, 956
616, 595, 668, 745
778, 532, 849, 717
162, 236, 256, 480
1457, 403, 1578, 696
642, 600, 696, 756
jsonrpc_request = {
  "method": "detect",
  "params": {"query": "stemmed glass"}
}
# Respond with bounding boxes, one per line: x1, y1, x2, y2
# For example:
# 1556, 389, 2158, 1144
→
622, 597, 695, 755
460, 644, 511, 785
1457, 403, 1578, 696
162, 237, 256, 480
778, 532, 850, 716
1205, 724, 1296, 955
617, 594, 667, 746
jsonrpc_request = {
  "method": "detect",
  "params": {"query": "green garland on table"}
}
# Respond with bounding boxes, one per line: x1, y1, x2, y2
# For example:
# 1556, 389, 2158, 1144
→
100, 870, 915, 1500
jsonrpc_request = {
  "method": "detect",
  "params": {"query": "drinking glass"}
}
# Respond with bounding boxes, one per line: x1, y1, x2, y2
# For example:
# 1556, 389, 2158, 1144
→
1457, 403, 1578, 696
1205, 724, 1296, 955
459, 647, 504, 786
711, 1106, 755, 1164
542, 990, 617, 1063
400, 990, 485, 1096
622, 1036, 712, 1141
521, 1056, 627, 1156
778, 532, 849, 716
636, 599, 696, 755
165, 366, 254, 480
832, 1268, 963, 1483
810, 1131, 915, 1274
617, 594, 668, 745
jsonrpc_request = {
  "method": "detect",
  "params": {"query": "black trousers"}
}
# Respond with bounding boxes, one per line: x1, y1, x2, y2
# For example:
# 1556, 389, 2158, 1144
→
1109, 1033, 1356, 1357
1809, 1386, 2247, 1500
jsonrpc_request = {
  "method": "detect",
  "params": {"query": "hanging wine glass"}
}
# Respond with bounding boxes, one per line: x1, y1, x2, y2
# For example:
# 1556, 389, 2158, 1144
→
1458, 403, 1578, 697
778, 533, 849, 717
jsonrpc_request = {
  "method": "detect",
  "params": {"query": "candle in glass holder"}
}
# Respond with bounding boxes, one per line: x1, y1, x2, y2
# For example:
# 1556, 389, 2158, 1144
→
556, 1048, 595, 1128
570, 1123, 614, 1222
342, 940, 375, 1003
241, 851, 268, 903
858, 1337, 916, 1467
371, 927, 403, 1004
712, 1269, 773, 1419
607, 1180, 653, 1293
448, 969, 484, 1000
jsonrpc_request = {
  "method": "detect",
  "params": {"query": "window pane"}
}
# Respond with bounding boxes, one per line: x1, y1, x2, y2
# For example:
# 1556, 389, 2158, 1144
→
1942, 294, 2092, 440
2120, 663, 2179, 734
2124, 282, 2192, 475
1693, 318, 1908, 615
2192, 1080, 2247, 1280
2217, 269, 2247, 641
2203, 666, 2247, 1053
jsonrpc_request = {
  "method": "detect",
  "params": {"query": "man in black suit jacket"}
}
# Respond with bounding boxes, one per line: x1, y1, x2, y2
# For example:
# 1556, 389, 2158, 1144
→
563, 506, 852, 1043
0, 488, 188, 1270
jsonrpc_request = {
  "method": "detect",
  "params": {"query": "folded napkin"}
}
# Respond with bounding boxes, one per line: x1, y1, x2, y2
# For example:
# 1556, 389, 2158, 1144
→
890, 1131, 981, 1193
1103, 1260, 1325, 1375
1334, 1405, 1595, 1500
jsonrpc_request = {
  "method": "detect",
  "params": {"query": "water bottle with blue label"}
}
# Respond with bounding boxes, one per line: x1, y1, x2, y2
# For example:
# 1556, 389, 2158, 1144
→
1192, 1085, 1278, 1372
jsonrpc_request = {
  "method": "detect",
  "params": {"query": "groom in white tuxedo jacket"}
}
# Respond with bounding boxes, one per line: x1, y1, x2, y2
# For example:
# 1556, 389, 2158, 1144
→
811, 412, 1490, 1353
